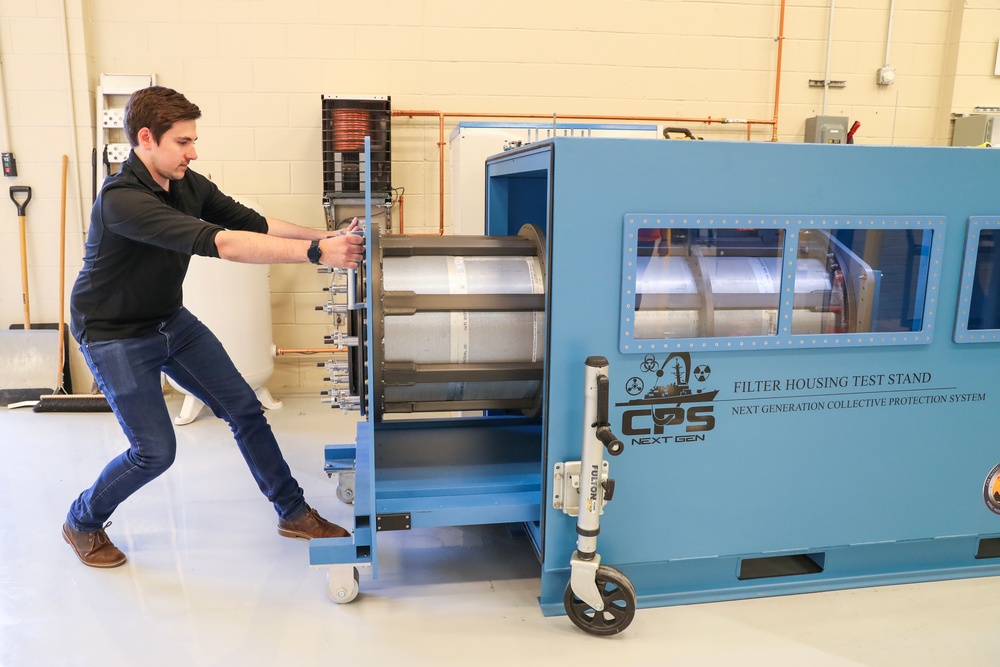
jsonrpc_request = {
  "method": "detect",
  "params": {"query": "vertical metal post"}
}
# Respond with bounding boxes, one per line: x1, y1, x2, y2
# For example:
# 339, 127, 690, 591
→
568, 356, 612, 610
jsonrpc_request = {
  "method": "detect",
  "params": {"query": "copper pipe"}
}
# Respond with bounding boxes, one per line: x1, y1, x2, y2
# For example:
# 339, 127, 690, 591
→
394, 110, 777, 234
390, 110, 447, 235
400, 110, 775, 126
438, 114, 445, 234
274, 347, 347, 355
772, 0, 787, 142
398, 193, 405, 234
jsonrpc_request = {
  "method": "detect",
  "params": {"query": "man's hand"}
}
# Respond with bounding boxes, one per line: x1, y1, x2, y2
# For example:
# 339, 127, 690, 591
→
319, 225, 364, 269
216, 217, 365, 267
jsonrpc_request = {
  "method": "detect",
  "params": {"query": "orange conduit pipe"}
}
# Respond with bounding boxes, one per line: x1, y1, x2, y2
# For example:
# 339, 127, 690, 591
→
391, 112, 785, 233
773, 0, 787, 142
389, 110, 446, 235
390, 2, 787, 232
392, 111, 776, 235
274, 347, 347, 355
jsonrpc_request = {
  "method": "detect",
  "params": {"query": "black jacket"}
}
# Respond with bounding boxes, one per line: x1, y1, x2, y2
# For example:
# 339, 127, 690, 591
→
70, 150, 268, 342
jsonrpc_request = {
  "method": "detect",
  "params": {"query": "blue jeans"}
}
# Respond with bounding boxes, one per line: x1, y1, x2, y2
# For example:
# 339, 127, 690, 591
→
67, 307, 306, 532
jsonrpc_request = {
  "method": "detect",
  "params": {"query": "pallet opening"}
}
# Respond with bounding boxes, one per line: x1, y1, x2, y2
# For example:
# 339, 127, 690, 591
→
738, 552, 826, 581
975, 537, 1000, 559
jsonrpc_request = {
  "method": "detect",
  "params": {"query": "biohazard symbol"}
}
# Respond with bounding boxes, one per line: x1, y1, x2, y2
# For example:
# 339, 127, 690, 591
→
640, 354, 659, 373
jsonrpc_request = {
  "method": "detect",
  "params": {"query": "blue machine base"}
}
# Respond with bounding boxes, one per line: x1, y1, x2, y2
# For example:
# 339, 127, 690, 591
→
539, 535, 1000, 615
310, 417, 544, 577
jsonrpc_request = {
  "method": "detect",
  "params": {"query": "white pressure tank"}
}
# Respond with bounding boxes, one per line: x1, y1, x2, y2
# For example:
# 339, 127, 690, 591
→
166, 250, 282, 425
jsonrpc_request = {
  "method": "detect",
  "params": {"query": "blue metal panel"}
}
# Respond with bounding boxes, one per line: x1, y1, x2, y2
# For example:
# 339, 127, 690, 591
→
369, 419, 543, 534
309, 524, 373, 567
485, 145, 553, 238
490, 138, 1000, 612
538, 535, 1000, 614
322, 443, 356, 472
309, 424, 375, 570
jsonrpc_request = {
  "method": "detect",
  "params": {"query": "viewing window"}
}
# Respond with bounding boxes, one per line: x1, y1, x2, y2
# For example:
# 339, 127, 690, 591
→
955, 218, 1000, 343
621, 214, 946, 352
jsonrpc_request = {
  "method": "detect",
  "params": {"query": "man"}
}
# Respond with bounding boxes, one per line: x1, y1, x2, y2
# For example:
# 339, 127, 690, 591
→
63, 86, 364, 568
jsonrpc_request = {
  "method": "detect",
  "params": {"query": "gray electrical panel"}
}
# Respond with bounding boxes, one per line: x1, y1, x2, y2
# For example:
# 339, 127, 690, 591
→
952, 115, 999, 147
805, 115, 849, 144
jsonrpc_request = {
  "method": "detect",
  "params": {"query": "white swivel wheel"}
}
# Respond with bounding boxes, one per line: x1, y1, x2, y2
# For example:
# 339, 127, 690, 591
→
336, 472, 356, 504
336, 483, 355, 504
326, 565, 360, 604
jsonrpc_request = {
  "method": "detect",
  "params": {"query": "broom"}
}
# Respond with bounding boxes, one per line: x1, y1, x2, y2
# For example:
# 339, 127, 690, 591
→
32, 155, 110, 413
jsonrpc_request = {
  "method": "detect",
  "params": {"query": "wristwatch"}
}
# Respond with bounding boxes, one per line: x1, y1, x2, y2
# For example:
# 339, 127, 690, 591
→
307, 239, 322, 264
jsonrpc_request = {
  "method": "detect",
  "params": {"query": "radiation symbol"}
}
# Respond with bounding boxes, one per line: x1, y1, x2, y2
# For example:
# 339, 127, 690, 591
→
693, 365, 712, 382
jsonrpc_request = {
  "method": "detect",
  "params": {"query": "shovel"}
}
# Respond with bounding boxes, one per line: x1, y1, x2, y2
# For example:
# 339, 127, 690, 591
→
0, 185, 60, 406
10, 185, 32, 328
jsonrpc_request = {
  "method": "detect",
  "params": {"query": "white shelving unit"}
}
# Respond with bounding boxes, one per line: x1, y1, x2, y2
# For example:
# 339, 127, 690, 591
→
97, 73, 156, 175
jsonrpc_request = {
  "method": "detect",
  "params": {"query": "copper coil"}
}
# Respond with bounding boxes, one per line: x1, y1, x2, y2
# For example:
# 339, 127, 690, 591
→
332, 108, 371, 152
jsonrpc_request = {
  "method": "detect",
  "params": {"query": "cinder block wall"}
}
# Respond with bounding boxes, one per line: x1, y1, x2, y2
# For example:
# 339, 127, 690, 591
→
0, 0, 997, 393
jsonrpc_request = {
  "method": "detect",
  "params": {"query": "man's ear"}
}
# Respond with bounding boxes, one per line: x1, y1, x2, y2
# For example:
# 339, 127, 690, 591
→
136, 127, 156, 150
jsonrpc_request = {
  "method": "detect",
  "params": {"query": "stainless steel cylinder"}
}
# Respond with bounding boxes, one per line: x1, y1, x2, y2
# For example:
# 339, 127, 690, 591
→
635, 255, 838, 338
367, 225, 546, 417
382, 255, 545, 364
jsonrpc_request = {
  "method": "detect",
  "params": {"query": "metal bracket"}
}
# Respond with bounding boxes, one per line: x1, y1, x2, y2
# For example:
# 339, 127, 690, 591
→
101, 108, 125, 128
570, 551, 604, 611
808, 79, 847, 88
104, 143, 130, 163
376, 513, 412, 531
552, 460, 609, 516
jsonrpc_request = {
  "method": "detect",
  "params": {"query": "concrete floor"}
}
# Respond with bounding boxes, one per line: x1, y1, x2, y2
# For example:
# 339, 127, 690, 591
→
1, 394, 998, 666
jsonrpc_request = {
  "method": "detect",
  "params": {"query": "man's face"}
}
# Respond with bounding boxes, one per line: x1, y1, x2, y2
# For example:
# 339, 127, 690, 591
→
147, 119, 198, 183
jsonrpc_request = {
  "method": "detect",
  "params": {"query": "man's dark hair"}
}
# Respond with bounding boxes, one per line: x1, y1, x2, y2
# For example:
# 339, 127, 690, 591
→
123, 86, 201, 148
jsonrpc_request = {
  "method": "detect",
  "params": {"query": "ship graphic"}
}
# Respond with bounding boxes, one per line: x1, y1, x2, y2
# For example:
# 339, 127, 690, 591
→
616, 352, 719, 407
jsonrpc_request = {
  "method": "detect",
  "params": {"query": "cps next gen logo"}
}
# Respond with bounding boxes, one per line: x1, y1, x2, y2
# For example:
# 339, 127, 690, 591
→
616, 352, 717, 446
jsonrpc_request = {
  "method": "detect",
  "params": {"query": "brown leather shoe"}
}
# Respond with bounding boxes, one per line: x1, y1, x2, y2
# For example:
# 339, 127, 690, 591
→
277, 505, 350, 539
62, 521, 127, 568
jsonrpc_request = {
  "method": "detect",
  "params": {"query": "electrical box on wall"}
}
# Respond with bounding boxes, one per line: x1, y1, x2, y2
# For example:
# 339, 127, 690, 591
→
2, 152, 16, 177
805, 115, 849, 144
952, 114, 999, 147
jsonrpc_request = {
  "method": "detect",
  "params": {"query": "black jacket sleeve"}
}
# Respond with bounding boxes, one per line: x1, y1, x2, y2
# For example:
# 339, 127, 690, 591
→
100, 170, 269, 258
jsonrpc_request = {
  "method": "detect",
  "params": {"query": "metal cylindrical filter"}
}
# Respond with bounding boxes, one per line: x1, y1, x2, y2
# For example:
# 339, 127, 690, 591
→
635, 255, 837, 338
383, 255, 544, 364
370, 226, 546, 416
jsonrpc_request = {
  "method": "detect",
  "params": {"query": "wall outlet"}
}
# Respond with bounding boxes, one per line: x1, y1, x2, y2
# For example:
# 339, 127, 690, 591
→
877, 65, 896, 86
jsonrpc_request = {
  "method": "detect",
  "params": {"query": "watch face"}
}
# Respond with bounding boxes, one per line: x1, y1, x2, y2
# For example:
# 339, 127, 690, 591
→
308, 240, 322, 263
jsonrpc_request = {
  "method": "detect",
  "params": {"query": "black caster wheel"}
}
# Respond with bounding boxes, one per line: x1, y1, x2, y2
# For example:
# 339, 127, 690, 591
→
564, 565, 637, 636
